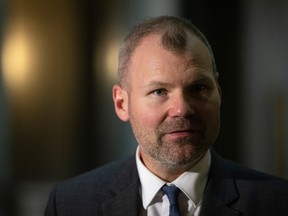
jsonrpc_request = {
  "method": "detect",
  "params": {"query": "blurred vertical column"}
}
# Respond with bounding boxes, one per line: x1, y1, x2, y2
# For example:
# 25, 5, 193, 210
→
0, 1, 13, 215
241, 0, 288, 178
2, 0, 94, 215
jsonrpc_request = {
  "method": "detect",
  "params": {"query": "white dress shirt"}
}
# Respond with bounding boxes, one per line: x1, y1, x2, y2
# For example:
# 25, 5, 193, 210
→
136, 147, 211, 216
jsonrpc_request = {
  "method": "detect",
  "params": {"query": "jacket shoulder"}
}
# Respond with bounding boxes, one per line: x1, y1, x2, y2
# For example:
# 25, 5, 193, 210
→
223, 157, 288, 214
224, 158, 288, 186
45, 155, 137, 216
211, 150, 288, 186
56, 155, 136, 193
202, 151, 288, 215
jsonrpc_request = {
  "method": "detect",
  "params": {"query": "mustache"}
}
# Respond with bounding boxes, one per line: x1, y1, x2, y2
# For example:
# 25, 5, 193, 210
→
158, 117, 204, 134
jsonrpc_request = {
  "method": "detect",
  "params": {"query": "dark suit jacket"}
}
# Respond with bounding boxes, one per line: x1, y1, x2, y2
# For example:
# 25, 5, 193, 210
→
45, 150, 288, 216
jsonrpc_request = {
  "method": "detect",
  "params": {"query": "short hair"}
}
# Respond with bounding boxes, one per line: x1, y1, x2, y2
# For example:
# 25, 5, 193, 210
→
118, 16, 217, 88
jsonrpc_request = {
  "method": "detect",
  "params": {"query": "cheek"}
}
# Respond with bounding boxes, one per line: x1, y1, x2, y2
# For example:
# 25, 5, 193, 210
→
136, 108, 162, 128
197, 99, 221, 123
130, 101, 164, 129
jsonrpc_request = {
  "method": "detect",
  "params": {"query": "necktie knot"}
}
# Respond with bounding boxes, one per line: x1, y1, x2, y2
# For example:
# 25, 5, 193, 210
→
162, 185, 181, 216
162, 185, 180, 204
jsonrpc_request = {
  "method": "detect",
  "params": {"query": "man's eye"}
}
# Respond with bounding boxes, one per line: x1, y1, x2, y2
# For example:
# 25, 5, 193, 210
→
152, 89, 167, 96
192, 84, 208, 92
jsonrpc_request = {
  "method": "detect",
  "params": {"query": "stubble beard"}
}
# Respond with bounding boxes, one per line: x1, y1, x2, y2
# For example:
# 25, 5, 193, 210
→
146, 131, 210, 170
133, 117, 218, 170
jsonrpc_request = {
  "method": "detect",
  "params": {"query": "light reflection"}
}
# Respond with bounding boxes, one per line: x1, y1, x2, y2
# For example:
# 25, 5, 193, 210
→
2, 20, 36, 92
104, 38, 120, 83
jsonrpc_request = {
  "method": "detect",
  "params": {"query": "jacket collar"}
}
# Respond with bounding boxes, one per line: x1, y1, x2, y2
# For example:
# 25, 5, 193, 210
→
200, 149, 241, 216
102, 156, 142, 216
102, 150, 243, 216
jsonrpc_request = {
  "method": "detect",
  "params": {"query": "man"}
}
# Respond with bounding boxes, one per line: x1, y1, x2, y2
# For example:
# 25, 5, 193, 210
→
45, 16, 288, 216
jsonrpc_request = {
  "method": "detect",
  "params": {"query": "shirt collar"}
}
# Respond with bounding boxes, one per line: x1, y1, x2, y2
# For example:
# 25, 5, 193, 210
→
136, 147, 211, 209
172, 150, 211, 204
136, 147, 166, 209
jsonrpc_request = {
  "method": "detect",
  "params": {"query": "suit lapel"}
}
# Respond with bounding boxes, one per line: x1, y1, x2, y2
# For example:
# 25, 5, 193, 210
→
102, 156, 141, 216
200, 150, 242, 216
102, 150, 243, 216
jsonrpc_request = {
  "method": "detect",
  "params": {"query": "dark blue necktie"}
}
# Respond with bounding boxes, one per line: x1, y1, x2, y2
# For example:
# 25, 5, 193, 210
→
162, 185, 181, 216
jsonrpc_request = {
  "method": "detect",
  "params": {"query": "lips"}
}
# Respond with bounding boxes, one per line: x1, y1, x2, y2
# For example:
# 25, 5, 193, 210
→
165, 127, 201, 134
164, 127, 201, 138
170, 130, 192, 134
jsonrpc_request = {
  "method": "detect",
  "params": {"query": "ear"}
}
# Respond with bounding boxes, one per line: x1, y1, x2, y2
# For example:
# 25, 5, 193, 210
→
112, 84, 129, 121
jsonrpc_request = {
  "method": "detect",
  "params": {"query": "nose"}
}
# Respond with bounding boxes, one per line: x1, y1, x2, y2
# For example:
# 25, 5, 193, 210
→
167, 91, 194, 117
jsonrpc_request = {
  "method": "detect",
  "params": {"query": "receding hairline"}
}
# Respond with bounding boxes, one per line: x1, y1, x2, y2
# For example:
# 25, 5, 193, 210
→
118, 16, 217, 89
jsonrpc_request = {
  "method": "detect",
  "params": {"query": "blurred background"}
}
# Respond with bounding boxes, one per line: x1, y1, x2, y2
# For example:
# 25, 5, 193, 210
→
1, 0, 288, 215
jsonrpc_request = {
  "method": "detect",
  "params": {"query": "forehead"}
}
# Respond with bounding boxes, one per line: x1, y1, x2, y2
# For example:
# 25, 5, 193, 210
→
129, 33, 213, 76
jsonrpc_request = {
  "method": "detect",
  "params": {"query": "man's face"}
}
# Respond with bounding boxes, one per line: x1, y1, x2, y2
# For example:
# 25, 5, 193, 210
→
114, 33, 221, 171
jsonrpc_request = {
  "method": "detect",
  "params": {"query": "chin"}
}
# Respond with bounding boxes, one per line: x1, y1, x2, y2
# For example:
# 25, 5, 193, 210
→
158, 152, 200, 169
170, 146, 207, 166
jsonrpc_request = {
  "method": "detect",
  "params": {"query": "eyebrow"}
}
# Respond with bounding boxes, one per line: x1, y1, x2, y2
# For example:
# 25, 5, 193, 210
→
143, 73, 213, 88
143, 81, 174, 89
